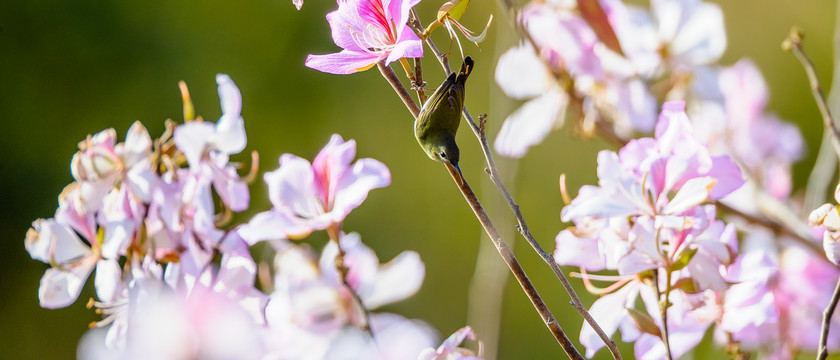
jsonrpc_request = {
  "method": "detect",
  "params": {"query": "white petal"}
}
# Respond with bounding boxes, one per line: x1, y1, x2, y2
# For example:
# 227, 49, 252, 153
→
364, 251, 425, 309
494, 89, 567, 158
173, 121, 215, 169
238, 210, 312, 244
38, 257, 97, 308
495, 42, 553, 100
662, 176, 715, 214
94, 259, 124, 303
669, 2, 726, 66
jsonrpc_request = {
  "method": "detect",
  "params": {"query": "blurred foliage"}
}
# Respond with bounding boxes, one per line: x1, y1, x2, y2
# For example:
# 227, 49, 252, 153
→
0, 0, 836, 358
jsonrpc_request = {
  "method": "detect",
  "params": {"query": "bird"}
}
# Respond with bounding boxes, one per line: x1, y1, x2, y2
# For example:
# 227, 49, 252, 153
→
414, 56, 473, 174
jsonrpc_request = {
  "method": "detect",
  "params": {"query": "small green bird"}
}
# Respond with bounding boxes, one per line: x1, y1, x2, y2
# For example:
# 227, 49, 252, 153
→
414, 56, 473, 173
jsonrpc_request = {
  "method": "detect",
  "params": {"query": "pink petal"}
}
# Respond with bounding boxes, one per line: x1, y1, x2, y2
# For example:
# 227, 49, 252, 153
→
707, 155, 745, 199
384, 26, 422, 65
330, 158, 391, 222
305, 51, 381, 75
266, 154, 324, 221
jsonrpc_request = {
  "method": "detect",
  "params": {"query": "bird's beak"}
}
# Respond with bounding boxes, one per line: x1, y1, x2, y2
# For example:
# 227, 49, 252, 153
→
454, 163, 462, 176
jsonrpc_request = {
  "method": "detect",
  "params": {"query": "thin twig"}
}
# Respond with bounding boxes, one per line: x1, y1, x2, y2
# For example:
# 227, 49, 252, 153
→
410, 8, 622, 359
326, 224, 374, 337
652, 271, 673, 360
783, 28, 840, 159
818, 276, 840, 360
444, 163, 584, 360
377, 54, 583, 359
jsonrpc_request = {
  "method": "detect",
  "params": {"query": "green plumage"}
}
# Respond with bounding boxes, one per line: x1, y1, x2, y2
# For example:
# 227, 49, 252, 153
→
414, 56, 473, 168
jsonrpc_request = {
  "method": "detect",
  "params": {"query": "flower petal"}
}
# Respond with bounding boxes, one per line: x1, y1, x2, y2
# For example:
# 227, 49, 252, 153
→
305, 51, 381, 75
495, 42, 553, 100
331, 158, 391, 222
494, 89, 567, 158
39, 256, 97, 309
364, 250, 424, 309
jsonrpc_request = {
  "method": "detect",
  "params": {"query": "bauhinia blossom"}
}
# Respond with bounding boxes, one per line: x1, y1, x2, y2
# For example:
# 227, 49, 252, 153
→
239, 134, 390, 243
556, 101, 744, 358
305, 0, 422, 74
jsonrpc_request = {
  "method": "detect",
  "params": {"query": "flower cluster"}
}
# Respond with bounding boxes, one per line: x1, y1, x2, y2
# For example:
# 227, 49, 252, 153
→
26, 76, 482, 360
494, 0, 726, 157
557, 101, 744, 359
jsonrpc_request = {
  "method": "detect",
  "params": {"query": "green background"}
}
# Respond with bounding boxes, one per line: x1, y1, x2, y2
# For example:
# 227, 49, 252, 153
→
0, 0, 836, 358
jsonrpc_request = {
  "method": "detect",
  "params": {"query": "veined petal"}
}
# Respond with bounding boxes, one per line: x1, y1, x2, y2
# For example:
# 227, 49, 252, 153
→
305, 51, 381, 75
495, 42, 553, 100
313, 134, 357, 207
384, 27, 423, 65
494, 89, 567, 158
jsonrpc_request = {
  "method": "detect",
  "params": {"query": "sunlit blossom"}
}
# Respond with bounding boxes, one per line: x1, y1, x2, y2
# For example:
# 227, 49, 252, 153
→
305, 0, 423, 74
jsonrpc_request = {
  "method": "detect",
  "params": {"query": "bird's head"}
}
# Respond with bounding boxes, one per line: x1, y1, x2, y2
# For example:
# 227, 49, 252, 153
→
425, 135, 460, 167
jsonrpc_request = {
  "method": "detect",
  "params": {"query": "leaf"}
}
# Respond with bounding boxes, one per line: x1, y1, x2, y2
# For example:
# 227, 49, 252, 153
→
669, 247, 699, 272
626, 307, 662, 338
576, 0, 624, 56
438, 0, 470, 22
672, 277, 699, 294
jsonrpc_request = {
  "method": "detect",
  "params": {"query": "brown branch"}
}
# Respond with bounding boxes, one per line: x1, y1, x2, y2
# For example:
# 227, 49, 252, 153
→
444, 163, 583, 360
377, 61, 420, 117
410, 7, 622, 359
378, 52, 583, 359
818, 276, 840, 360
326, 224, 374, 337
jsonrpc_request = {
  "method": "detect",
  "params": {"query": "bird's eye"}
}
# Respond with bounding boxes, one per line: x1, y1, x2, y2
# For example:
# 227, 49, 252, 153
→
439, 151, 447, 159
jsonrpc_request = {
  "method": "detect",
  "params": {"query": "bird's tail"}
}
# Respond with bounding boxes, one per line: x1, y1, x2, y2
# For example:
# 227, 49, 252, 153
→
456, 56, 473, 86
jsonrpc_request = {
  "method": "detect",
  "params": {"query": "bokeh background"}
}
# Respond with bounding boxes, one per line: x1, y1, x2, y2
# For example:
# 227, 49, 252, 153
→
0, 0, 837, 358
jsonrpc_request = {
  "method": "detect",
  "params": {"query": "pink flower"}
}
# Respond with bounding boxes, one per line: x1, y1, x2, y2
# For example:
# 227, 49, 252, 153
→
305, 0, 423, 74
561, 101, 744, 222
239, 134, 390, 243
418, 326, 482, 360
